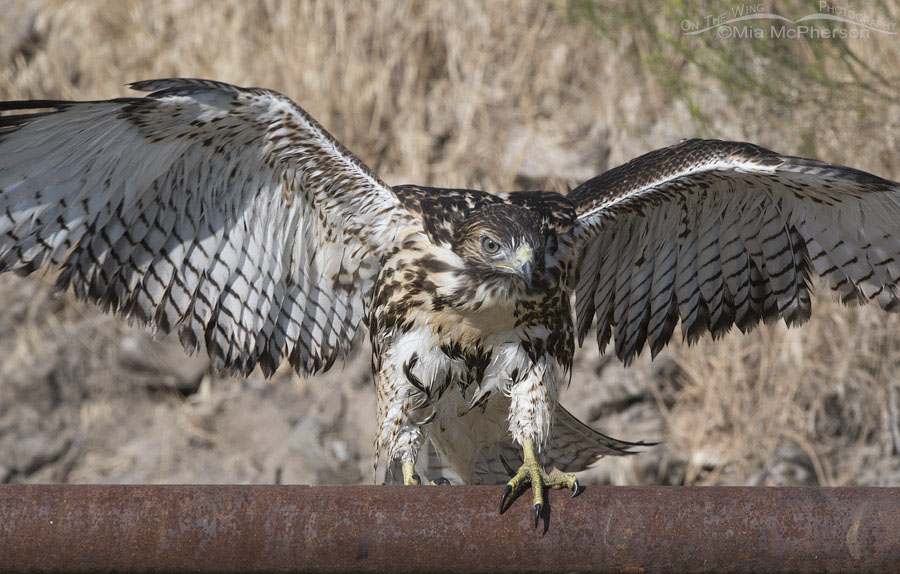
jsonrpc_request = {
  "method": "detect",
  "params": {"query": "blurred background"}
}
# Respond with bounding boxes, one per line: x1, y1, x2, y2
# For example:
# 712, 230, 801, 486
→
1, 0, 900, 487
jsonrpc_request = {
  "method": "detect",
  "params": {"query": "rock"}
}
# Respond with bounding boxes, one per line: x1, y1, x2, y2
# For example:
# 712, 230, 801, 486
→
118, 333, 209, 394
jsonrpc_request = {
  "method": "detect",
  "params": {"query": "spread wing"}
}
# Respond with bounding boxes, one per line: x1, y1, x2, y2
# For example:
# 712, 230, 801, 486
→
570, 138, 900, 364
0, 78, 414, 376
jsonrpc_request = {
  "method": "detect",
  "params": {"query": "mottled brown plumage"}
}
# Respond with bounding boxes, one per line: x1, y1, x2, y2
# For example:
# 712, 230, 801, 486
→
2, 80, 900, 503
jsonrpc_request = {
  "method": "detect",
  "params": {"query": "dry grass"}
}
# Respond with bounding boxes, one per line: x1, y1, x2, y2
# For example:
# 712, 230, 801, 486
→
2, 0, 900, 485
1, 0, 642, 192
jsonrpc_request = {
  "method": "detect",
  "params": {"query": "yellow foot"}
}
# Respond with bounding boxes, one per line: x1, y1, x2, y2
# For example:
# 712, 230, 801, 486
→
402, 461, 451, 485
500, 439, 581, 526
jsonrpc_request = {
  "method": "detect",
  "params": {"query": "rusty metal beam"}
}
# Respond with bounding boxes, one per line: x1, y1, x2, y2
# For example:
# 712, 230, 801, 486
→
1, 485, 898, 573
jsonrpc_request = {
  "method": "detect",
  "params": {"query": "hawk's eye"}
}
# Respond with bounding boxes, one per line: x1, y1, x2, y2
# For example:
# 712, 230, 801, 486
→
481, 236, 501, 254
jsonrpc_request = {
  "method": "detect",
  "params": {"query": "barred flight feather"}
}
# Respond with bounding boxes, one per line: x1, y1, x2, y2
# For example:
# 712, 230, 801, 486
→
622, 237, 654, 364
591, 231, 618, 350
611, 223, 636, 357
696, 192, 729, 336
647, 207, 679, 357
719, 199, 751, 329
675, 199, 708, 344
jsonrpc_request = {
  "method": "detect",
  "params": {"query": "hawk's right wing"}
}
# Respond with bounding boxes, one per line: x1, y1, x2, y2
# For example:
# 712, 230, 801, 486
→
0, 78, 415, 376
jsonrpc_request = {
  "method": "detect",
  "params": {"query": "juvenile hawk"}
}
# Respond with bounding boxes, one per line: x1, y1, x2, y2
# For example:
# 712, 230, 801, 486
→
2, 79, 900, 522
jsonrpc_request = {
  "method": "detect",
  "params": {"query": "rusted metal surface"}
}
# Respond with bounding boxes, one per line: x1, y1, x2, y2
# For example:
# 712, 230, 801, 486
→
1, 485, 899, 573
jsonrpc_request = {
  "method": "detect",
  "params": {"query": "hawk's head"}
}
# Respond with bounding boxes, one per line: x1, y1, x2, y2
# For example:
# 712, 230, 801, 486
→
452, 203, 549, 295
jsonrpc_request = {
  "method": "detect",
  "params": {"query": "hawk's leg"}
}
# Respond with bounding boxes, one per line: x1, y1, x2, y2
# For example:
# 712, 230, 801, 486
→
500, 439, 580, 525
374, 326, 458, 487
376, 396, 450, 486
501, 354, 577, 523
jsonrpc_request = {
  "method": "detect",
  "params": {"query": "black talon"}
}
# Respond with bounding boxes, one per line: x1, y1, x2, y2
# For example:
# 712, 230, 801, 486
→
433, 477, 451, 486
412, 473, 421, 485
571, 479, 582, 498
500, 484, 512, 513
533, 503, 542, 527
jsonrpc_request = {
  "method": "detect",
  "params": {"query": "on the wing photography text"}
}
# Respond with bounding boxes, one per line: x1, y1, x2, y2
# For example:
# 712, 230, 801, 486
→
680, 1, 897, 39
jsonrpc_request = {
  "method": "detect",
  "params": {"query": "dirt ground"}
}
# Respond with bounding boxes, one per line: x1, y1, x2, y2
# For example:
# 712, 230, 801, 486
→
3, 0, 900, 488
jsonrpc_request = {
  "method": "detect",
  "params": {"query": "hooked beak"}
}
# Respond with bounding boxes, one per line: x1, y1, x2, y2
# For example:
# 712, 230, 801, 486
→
513, 246, 534, 287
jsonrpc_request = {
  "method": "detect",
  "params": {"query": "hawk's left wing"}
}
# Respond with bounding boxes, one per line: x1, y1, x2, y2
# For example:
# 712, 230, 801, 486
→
570, 138, 900, 364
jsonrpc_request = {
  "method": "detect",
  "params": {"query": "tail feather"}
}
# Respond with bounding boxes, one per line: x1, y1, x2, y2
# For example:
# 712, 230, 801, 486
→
547, 405, 656, 472
385, 405, 656, 485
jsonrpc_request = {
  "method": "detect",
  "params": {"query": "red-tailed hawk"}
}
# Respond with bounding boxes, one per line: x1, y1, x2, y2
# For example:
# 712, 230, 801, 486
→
2, 79, 899, 523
